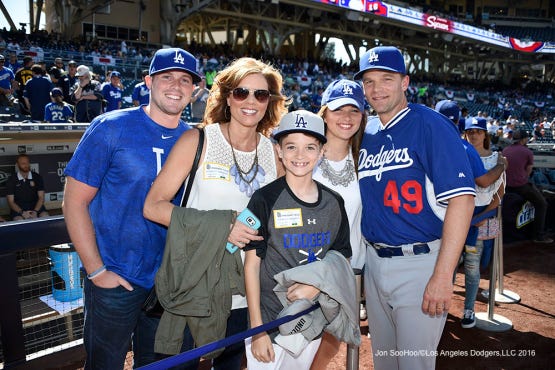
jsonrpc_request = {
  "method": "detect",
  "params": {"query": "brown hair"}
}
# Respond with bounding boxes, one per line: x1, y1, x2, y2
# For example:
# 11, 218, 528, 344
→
318, 105, 367, 172
201, 57, 287, 137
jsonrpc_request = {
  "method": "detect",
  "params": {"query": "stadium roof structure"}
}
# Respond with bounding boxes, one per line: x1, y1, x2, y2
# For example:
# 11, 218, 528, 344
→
17, 0, 555, 83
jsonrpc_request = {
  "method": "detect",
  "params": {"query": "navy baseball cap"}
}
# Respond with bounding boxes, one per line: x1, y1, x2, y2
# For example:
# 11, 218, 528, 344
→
110, 71, 121, 78
273, 110, 327, 144
354, 46, 406, 80
50, 87, 63, 97
149, 47, 201, 83
465, 117, 487, 131
321, 79, 365, 111
435, 100, 460, 122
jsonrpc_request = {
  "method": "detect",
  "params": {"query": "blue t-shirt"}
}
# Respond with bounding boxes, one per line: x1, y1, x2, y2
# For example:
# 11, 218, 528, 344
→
65, 107, 190, 288
0, 67, 15, 90
23, 76, 54, 121
101, 83, 122, 112
44, 102, 74, 123
132, 82, 150, 106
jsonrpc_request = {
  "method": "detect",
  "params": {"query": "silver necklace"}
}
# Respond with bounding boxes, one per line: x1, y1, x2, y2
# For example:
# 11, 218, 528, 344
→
227, 124, 259, 185
319, 155, 355, 187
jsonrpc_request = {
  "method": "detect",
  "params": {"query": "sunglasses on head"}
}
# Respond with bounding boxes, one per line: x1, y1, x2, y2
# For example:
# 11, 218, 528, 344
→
231, 87, 271, 103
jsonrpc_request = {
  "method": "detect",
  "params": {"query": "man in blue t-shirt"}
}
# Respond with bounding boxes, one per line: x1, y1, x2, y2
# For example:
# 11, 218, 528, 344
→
63, 48, 201, 369
0, 54, 16, 106
101, 70, 123, 112
132, 69, 150, 106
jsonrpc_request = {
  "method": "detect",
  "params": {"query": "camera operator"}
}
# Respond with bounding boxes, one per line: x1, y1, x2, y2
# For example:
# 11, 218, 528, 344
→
71, 65, 102, 123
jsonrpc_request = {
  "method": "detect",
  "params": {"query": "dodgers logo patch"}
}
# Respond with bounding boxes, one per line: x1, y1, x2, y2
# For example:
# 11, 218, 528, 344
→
368, 50, 379, 63
342, 83, 353, 96
173, 51, 185, 65
294, 114, 308, 128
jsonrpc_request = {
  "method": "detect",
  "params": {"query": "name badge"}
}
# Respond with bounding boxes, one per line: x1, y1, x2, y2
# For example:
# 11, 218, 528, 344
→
203, 163, 230, 181
273, 208, 303, 228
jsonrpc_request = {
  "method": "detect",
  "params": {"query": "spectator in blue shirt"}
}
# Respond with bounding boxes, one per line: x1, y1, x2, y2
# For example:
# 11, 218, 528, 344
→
101, 70, 123, 112
131, 69, 149, 106
44, 87, 74, 123
0, 54, 17, 106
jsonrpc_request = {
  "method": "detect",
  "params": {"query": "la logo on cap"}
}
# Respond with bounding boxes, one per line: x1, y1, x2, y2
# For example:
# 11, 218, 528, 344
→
173, 51, 185, 65
295, 113, 308, 128
342, 83, 353, 96
368, 50, 379, 63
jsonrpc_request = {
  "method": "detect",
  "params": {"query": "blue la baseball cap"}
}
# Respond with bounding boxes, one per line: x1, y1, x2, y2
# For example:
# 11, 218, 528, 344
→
321, 79, 365, 111
354, 46, 406, 80
465, 117, 487, 131
149, 47, 201, 83
273, 110, 327, 144
110, 71, 121, 78
435, 100, 460, 122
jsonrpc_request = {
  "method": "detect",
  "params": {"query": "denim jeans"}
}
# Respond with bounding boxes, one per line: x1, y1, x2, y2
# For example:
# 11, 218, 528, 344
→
83, 278, 159, 369
463, 240, 484, 310
212, 307, 248, 370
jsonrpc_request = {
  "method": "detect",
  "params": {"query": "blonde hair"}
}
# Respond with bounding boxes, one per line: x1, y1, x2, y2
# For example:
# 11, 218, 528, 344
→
201, 57, 287, 137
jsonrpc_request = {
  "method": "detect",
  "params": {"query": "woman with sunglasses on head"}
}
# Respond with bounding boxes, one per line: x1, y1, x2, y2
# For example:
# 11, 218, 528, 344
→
310, 79, 367, 369
144, 57, 287, 369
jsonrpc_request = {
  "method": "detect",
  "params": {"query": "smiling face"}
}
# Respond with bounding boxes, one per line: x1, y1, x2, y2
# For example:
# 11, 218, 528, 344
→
324, 105, 363, 142
278, 132, 323, 180
362, 70, 409, 124
146, 70, 194, 120
226, 73, 269, 129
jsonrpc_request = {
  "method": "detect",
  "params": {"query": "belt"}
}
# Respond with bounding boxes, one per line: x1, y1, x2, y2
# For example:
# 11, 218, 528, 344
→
367, 241, 430, 258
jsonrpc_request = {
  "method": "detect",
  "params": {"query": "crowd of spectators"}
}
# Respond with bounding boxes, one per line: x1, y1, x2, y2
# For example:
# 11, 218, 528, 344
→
0, 25, 554, 136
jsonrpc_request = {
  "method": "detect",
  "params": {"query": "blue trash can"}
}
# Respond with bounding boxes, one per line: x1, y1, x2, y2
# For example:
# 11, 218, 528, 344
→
49, 243, 83, 301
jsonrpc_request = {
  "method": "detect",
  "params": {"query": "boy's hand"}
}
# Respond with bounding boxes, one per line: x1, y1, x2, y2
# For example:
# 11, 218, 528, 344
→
286, 283, 320, 302
251, 333, 275, 363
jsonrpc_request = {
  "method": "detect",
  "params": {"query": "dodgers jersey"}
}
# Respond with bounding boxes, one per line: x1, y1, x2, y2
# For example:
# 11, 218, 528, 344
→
245, 176, 352, 327
358, 103, 475, 246
44, 102, 74, 123
132, 82, 150, 106
65, 107, 189, 288
101, 83, 122, 112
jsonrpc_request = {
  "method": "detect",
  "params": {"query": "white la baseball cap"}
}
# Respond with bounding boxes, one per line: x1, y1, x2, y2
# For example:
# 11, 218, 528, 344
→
273, 110, 327, 144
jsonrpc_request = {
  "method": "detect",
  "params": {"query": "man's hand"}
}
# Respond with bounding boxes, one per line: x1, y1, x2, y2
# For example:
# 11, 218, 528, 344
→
422, 273, 453, 317
90, 270, 133, 291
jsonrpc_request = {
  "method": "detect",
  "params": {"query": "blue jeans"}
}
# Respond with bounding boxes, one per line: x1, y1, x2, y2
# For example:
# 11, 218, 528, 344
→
212, 307, 248, 370
83, 278, 159, 369
463, 240, 484, 310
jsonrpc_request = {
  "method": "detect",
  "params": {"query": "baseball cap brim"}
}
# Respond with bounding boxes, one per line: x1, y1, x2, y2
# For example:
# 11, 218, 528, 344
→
465, 124, 487, 130
273, 128, 327, 144
155, 67, 201, 83
354, 66, 402, 80
326, 97, 363, 111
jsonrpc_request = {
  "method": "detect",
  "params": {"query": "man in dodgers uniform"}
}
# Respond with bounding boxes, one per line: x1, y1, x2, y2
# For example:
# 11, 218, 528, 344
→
355, 46, 476, 370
